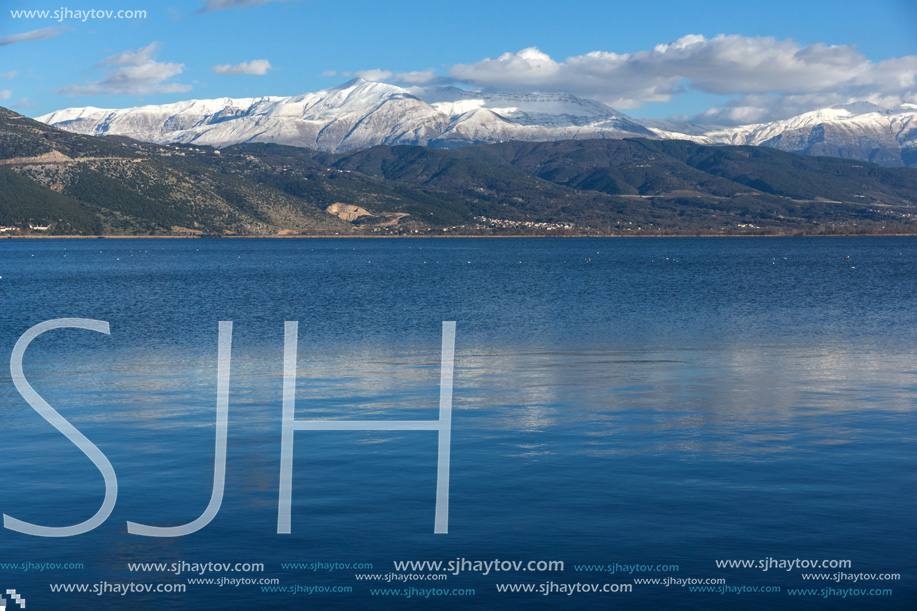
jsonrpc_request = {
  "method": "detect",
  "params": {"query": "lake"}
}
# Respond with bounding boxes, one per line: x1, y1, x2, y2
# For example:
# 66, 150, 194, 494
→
0, 237, 914, 609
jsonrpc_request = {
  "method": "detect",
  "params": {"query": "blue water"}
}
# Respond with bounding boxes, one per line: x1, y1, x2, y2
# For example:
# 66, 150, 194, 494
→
0, 237, 914, 610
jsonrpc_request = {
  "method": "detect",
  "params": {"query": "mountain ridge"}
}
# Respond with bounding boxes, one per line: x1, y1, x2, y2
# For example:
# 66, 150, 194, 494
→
37, 79, 917, 167
3, 106, 917, 236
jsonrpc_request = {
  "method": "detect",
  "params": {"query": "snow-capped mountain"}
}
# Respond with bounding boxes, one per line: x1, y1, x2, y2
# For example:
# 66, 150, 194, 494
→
694, 103, 917, 166
38, 79, 656, 151
37, 79, 917, 166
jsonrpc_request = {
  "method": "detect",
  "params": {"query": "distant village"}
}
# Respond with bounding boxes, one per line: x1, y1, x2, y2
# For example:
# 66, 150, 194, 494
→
0, 224, 50, 234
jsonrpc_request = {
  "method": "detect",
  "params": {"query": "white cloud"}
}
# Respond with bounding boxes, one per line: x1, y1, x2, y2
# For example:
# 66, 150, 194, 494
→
0, 26, 66, 46
212, 59, 272, 75
97, 44, 160, 67
59, 42, 190, 95
1, 71, 16, 79
12, 97, 39, 109
693, 52, 917, 124
451, 47, 559, 87
343, 67, 444, 84
444, 35, 917, 123
321, 70, 337, 77
201, 0, 292, 11
353, 69, 392, 82
448, 45, 684, 108
0, 90, 11, 100
697, 90, 917, 125
394, 68, 445, 85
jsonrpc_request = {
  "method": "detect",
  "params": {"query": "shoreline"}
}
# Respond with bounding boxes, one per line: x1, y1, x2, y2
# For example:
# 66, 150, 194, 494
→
3, 232, 917, 239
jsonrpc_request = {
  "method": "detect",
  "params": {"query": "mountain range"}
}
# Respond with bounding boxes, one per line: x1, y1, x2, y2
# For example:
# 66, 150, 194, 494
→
3, 106, 917, 236
38, 79, 917, 167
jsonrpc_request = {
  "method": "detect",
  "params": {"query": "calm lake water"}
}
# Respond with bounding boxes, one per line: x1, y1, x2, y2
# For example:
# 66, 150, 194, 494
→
0, 237, 914, 610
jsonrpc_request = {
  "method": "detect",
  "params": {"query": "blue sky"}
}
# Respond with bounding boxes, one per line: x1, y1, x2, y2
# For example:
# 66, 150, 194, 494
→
2, 0, 916, 123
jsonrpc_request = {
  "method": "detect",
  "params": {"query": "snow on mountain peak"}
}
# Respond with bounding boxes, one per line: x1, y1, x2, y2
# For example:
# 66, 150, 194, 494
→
32, 82, 917, 165
409, 86, 623, 127
36, 80, 649, 151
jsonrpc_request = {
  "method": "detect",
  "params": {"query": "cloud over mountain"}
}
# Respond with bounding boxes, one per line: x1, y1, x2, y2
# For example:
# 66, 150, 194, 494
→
59, 42, 190, 96
212, 59, 272, 75
436, 35, 917, 124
